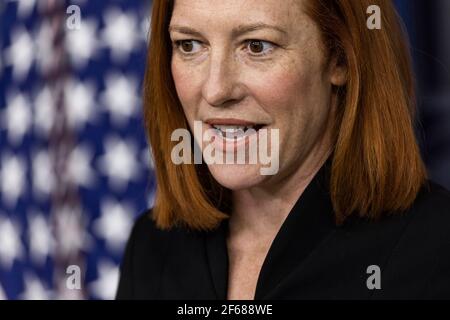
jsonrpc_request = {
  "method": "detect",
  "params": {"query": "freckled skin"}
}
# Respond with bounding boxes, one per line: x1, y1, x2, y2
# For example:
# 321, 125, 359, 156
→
169, 0, 347, 299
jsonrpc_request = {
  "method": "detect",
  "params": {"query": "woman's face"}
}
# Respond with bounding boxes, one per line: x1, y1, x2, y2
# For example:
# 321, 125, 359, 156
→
170, 0, 346, 190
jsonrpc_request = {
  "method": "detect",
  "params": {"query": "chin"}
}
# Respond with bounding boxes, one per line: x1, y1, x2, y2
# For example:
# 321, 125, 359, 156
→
207, 164, 267, 190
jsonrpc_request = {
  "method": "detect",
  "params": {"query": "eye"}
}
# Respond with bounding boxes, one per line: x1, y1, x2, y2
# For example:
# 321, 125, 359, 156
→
245, 40, 276, 56
174, 40, 203, 55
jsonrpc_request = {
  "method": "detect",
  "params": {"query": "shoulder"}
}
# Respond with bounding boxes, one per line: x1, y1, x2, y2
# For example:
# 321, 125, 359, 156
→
413, 180, 450, 214
407, 180, 450, 232
390, 180, 450, 298
116, 209, 206, 299
397, 180, 450, 243
115, 210, 166, 299
120, 208, 203, 268
122, 211, 173, 263
127, 209, 205, 250
343, 181, 450, 298
127, 210, 171, 247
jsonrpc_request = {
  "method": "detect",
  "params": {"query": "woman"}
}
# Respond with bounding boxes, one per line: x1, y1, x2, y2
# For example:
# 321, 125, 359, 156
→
116, 0, 450, 299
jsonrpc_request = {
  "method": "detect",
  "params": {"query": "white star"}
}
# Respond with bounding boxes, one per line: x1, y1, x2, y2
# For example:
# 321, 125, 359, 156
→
0, 216, 24, 270
64, 79, 97, 130
93, 199, 134, 253
4, 26, 34, 81
101, 8, 140, 62
34, 22, 54, 74
100, 73, 139, 126
54, 206, 92, 258
0, 153, 26, 208
65, 19, 99, 69
89, 260, 119, 300
27, 211, 54, 265
67, 144, 96, 188
12, 0, 36, 18
32, 149, 55, 199
34, 86, 55, 137
1, 92, 32, 146
20, 273, 52, 300
97, 136, 141, 191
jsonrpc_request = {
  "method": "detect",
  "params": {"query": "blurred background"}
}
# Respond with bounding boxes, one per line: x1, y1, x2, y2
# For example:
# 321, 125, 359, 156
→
0, 0, 449, 300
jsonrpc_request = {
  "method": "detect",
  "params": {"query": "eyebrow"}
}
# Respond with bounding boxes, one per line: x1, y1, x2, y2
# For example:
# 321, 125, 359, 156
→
168, 22, 287, 38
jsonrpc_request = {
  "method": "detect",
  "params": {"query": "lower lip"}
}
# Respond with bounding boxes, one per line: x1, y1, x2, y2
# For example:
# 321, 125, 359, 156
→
204, 123, 264, 153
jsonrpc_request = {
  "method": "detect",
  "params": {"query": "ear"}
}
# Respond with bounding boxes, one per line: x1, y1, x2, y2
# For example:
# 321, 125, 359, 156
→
328, 55, 348, 86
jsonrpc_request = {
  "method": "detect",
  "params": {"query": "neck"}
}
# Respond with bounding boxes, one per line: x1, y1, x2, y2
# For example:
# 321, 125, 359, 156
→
229, 142, 333, 239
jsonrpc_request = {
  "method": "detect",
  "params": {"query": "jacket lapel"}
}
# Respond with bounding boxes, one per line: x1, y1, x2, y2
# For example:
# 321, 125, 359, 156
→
204, 220, 229, 299
254, 158, 337, 299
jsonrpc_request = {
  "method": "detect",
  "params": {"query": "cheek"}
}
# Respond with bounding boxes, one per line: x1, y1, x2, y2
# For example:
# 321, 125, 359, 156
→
171, 62, 190, 103
247, 61, 331, 161
248, 64, 317, 121
171, 61, 201, 121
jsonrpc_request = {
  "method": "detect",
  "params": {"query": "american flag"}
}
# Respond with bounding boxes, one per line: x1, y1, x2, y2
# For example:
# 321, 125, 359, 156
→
0, 0, 155, 299
1, 0, 448, 302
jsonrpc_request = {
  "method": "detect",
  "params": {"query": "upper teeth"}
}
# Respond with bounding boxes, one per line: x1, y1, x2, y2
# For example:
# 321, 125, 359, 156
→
213, 125, 254, 132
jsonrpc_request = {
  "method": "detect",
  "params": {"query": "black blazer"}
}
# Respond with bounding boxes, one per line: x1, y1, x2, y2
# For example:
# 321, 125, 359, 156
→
116, 161, 450, 300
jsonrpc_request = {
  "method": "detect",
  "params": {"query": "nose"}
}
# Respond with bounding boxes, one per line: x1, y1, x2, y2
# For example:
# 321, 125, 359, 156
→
202, 50, 243, 107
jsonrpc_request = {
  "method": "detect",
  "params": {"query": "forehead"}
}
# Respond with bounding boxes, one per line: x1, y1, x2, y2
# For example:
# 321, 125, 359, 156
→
170, 0, 305, 29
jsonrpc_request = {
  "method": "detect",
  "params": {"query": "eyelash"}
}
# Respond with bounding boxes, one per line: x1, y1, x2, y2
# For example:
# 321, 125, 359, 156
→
172, 39, 277, 58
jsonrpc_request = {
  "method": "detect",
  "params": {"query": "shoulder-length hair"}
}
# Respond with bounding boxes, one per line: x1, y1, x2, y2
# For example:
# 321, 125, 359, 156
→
143, 0, 427, 230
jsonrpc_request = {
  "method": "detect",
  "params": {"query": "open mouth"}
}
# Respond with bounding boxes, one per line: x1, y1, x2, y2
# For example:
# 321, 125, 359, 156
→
211, 124, 265, 140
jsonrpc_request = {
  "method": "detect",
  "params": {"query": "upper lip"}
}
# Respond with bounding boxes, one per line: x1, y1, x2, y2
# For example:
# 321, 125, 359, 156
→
205, 118, 267, 126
